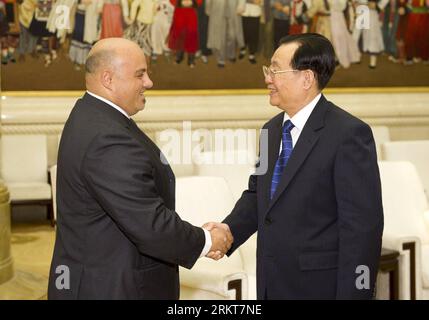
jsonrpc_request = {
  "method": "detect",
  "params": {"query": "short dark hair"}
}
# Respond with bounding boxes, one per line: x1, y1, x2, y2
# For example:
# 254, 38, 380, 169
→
279, 33, 336, 90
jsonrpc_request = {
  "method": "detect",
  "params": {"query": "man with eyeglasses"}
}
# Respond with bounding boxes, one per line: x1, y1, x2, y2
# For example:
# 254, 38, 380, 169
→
205, 33, 384, 299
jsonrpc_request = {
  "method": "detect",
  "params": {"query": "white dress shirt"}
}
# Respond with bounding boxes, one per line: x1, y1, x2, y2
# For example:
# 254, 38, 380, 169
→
86, 91, 131, 119
86, 91, 212, 257
280, 93, 321, 153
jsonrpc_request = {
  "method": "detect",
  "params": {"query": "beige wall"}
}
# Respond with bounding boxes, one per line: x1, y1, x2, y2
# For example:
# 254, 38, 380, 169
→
1, 90, 429, 168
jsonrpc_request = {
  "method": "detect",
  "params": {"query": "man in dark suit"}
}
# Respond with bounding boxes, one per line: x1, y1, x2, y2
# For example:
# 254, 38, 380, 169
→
48, 38, 232, 300
205, 33, 384, 299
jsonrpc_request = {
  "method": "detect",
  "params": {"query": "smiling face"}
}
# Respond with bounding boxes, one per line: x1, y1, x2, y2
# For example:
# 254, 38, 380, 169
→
265, 42, 306, 114
112, 46, 153, 116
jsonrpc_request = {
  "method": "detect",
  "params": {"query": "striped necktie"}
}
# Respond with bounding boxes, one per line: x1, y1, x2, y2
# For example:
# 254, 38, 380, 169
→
270, 120, 294, 199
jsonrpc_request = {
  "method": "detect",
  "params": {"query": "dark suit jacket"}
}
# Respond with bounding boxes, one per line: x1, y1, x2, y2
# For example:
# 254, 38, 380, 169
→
48, 93, 205, 300
224, 95, 384, 299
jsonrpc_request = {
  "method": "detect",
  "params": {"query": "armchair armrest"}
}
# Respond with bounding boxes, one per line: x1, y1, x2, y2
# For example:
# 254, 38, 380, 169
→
382, 233, 422, 299
180, 259, 248, 300
383, 233, 421, 253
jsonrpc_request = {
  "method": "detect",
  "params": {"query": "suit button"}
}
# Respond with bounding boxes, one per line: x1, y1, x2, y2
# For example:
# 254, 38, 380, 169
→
265, 217, 272, 226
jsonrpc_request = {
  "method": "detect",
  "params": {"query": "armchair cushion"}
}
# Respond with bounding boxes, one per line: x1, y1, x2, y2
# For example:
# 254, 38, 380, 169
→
176, 176, 247, 299
382, 140, 429, 200
176, 176, 236, 225
378, 161, 429, 244
1, 134, 48, 183
194, 150, 257, 201
7, 182, 52, 201
179, 258, 248, 299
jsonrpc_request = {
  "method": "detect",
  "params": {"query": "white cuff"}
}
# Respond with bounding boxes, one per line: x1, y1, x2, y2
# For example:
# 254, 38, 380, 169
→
199, 228, 212, 258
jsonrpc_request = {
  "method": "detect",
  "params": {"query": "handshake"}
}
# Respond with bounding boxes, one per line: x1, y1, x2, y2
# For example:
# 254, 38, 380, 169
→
202, 222, 233, 261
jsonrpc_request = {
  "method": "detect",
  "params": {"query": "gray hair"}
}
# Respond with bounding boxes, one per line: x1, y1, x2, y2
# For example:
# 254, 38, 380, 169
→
85, 49, 117, 74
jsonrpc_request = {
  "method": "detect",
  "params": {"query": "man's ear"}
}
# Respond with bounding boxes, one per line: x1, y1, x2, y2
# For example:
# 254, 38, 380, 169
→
303, 70, 315, 90
100, 70, 113, 90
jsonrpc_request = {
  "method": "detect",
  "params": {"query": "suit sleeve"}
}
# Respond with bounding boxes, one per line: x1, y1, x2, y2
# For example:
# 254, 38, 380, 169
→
334, 122, 384, 299
81, 129, 205, 269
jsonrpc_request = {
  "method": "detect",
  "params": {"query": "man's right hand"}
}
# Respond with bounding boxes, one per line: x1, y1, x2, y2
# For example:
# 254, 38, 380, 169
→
203, 222, 233, 260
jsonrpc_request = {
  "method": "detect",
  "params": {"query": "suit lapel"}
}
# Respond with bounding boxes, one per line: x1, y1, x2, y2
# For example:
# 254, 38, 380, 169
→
83, 93, 175, 181
265, 95, 329, 215
128, 119, 175, 181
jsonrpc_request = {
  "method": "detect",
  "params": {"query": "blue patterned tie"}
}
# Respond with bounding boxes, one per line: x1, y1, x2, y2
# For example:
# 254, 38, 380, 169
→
270, 120, 294, 199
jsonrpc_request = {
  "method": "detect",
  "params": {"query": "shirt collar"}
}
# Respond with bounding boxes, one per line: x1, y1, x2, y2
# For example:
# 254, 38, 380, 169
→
86, 90, 130, 119
283, 93, 322, 131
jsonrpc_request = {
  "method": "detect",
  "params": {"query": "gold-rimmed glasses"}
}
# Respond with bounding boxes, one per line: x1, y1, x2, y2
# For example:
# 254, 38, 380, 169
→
262, 65, 300, 78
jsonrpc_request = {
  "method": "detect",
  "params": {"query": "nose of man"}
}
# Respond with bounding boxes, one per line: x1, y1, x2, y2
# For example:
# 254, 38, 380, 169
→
264, 74, 273, 85
144, 75, 154, 89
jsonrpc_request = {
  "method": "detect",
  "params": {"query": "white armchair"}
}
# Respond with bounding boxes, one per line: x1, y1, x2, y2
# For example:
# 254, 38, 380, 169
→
175, 176, 248, 299
237, 233, 257, 300
382, 140, 429, 201
1, 134, 54, 225
370, 126, 390, 160
155, 131, 196, 177
194, 149, 257, 201
193, 150, 258, 298
378, 161, 429, 299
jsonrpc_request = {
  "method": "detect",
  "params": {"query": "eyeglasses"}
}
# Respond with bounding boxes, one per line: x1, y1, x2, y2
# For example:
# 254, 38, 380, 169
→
262, 65, 299, 78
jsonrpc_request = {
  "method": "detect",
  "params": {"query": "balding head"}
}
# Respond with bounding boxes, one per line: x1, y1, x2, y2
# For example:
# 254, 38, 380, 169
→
84, 38, 153, 116
85, 38, 142, 80
85, 49, 115, 75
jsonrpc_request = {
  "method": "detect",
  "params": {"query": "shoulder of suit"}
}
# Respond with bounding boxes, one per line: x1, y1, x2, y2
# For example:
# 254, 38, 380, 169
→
325, 101, 371, 134
74, 98, 130, 133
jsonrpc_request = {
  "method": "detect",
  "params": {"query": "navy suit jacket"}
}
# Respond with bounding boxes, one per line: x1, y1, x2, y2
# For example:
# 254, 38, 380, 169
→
224, 95, 384, 299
